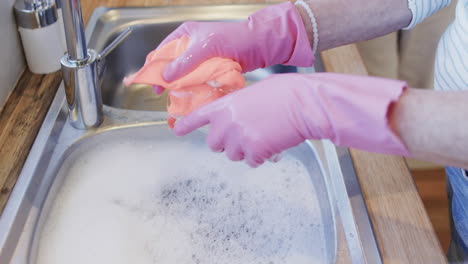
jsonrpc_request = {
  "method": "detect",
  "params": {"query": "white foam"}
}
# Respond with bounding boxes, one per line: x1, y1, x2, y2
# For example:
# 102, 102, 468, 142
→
35, 138, 329, 264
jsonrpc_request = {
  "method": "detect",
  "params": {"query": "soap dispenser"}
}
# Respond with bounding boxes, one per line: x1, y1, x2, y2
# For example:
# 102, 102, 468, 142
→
14, 0, 66, 74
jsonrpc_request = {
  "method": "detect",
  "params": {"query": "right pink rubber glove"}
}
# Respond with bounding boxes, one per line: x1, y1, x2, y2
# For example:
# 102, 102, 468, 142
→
173, 73, 411, 167
159, 2, 314, 82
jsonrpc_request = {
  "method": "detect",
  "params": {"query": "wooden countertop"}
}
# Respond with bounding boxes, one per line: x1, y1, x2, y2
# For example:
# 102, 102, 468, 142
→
0, 0, 446, 263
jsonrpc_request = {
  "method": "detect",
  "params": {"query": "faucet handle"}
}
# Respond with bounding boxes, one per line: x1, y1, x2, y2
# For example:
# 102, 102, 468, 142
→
96, 27, 132, 79
98, 27, 133, 60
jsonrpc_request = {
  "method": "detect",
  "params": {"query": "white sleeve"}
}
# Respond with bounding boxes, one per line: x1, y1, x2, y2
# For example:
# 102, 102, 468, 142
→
403, 0, 452, 29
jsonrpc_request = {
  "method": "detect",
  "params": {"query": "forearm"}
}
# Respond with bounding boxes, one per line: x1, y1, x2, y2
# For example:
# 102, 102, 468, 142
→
390, 88, 468, 169
294, 0, 412, 51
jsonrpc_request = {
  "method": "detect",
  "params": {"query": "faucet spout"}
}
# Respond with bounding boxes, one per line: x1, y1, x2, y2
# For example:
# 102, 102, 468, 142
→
60, 0, 132, 129
61, 0, 88, 60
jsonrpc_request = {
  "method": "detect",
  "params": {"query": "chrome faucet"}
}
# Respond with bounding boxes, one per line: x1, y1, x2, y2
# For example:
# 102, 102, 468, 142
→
60, 0, 131, 129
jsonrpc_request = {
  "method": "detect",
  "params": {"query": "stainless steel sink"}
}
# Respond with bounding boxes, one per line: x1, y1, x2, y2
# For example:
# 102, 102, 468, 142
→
90, 6, 314, 111
0, 4, 381, 264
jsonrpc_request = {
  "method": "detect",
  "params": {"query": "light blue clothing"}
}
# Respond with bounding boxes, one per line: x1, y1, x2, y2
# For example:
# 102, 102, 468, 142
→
405, 0, 468, 262
434, 0, 468, 92
404, 0, 452, 29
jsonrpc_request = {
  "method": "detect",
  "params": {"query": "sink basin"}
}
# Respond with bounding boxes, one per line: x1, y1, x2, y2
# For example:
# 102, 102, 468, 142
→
88, 5, 314, 111
0, 4, 381, 264
31, 124, 336, 264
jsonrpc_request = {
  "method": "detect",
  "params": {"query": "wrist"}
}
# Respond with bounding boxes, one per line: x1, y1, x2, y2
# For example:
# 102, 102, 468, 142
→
248, 2, 314, 68
294, 2, 316, 52
300, 73, 411, 156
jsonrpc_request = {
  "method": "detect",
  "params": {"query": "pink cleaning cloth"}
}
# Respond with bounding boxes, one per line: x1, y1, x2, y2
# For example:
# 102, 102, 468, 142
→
123, 35, 245, 128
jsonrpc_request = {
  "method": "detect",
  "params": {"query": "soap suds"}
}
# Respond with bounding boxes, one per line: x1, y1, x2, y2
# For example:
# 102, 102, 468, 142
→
35, 138, 329, 264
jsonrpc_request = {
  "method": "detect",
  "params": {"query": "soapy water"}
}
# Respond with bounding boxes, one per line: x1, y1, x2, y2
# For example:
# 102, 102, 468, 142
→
35, 138, 329, 264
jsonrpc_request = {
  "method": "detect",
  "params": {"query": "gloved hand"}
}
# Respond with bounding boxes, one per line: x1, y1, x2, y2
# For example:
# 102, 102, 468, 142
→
173, 73, 410, 167
158, 2, 314, 83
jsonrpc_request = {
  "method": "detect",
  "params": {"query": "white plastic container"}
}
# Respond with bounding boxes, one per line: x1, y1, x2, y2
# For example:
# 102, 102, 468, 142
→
14, 0, 66, 74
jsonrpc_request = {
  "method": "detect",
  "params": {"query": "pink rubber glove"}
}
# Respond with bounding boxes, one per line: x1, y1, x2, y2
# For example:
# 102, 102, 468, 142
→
159, 2, 314, 82
173, 73, 411, 167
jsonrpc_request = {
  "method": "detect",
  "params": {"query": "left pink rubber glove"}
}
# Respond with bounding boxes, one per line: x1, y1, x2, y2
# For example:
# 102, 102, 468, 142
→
158, 2, 314, 83
173, 73, 411, 167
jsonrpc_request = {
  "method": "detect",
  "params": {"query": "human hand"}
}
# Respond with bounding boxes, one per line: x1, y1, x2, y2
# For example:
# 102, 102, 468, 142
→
173, 73, 410, 167
159, 2, 314, 83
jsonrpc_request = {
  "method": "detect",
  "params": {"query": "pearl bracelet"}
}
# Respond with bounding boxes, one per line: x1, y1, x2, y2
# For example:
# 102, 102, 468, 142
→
295, 0, 319, 54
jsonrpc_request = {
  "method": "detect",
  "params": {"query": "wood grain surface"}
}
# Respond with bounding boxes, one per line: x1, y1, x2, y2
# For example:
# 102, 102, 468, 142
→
0, 70, 62, 212
0, 1, 446, 262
